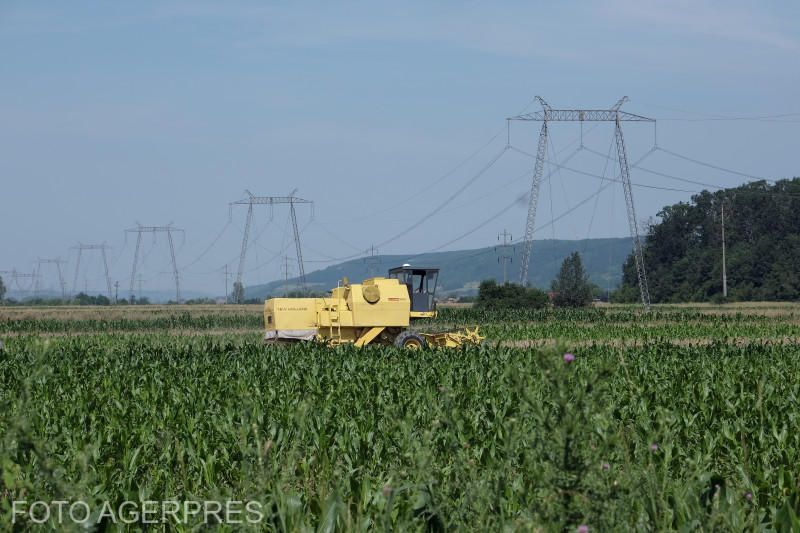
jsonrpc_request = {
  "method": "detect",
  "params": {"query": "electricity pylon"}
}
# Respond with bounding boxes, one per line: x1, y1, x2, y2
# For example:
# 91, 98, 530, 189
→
364, 245, 381, 277
0, 269, 35, 297
1, 269, 34, 300
125, 224, 184, 303
70, 242, 113, 299
508, 96, 652, 310
34, 258, 68, 300
230, 190, 313, 303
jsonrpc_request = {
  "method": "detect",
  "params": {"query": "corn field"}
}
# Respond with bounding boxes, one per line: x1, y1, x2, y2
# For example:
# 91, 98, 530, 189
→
2, 304, 800, 530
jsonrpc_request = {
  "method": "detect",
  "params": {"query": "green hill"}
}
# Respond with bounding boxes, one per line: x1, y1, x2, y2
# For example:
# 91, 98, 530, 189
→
244, 238, 631, 300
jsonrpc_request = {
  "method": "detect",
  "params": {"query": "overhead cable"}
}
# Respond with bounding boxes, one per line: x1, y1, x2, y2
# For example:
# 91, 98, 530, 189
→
656, 147, 776, 183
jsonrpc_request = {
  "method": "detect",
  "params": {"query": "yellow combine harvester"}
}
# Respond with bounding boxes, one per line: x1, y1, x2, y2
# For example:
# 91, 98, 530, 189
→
264, 265, 484, 348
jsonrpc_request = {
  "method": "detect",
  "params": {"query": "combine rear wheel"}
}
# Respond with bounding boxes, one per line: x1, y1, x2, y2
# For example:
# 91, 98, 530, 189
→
394, 330, 427, 349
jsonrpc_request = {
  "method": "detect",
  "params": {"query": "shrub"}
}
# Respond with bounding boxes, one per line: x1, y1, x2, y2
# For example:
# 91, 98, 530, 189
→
475, 280, 549, 310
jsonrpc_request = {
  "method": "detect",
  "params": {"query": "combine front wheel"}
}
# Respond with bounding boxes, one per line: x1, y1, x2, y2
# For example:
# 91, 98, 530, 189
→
394, 330, 427, 349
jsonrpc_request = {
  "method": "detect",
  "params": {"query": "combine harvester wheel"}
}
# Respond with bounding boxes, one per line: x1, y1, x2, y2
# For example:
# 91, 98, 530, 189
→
395, 330, 427, 349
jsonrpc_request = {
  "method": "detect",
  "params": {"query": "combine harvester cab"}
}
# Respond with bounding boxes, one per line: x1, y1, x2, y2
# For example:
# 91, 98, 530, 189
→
264, 265, 484, 348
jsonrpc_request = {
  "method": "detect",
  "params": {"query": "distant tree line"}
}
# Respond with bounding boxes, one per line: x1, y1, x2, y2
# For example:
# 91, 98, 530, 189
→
475, 252, 598, 309
0, 293, 151, 306
615, 178, 800, 303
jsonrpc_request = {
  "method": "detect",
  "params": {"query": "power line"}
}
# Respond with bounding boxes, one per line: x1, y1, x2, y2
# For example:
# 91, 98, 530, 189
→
180, 218, 232, 270
585, 136, 619, 243
631, 101, 800, 122
326, 96, 546, 225
656, 147, 776, 183
509, 145, 700, 194
411, 174, 619, 257
303, 121, 604, 266
581, 145, 726, 189
244, 219, 312, 274
375, 146, 508, 249
581, 145, 800, 198
328, 129, 507, 224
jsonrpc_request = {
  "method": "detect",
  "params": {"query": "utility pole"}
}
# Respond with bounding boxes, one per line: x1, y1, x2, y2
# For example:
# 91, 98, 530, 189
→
125, 224, 184, 303
70, 242, 113, 300
114, 281, 119, 304
508, 96, 653, 310
230, 190, 313, 302
224, 264, 231, 303
721, 202, 727, 298
496, 230, 513, 284
137, 276, 144, 301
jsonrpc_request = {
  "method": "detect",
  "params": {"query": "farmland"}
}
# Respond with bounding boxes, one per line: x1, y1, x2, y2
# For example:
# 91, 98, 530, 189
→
2, 303, 800, 530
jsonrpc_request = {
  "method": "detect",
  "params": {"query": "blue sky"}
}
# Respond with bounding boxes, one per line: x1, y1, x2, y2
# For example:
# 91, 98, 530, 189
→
1, 1, 798, 296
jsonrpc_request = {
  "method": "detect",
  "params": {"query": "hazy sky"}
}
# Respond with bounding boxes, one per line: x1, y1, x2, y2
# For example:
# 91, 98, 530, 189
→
2, 1, 798, 296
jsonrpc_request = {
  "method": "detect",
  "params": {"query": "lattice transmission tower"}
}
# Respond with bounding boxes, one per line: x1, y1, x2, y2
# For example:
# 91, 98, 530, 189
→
364, 245, 381, 277
0, 269, 35, 300
34, 258, 68, 300
71, 242, 113, 299
230, 190, 313, 303
125, 224, 184, 303
508, 96, 652, 310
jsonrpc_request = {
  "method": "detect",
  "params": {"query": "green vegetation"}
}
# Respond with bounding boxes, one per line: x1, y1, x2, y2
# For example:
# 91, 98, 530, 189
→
2, 304, 800, 530
1, 294, 154, 306
618, 178, 800, 302
551, 252, 592, 308
0, 311, 264, 334
72, 292, 112, 306
474, 280, 549, 310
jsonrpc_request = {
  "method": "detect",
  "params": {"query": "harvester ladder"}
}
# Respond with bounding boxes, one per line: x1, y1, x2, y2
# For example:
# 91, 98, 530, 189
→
323, 281, 343, 344
337, 283, 342, 340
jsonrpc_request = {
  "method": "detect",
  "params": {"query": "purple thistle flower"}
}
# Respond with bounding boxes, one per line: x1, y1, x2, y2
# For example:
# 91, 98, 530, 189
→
563, 353, 575, 362
650, 444, 658, 451
439, 386, 447, 392
602, 463, 610, 470
746, 493, 753, 500
382, 486, 391, 497
577, 526, 589, 533
714, 484, 720, 489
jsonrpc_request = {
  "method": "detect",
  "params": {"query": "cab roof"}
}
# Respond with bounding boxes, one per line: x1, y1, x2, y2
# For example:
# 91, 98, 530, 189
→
388, 266, 439, 274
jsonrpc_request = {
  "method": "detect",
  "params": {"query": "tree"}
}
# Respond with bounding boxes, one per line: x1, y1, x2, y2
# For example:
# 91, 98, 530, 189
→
232, 282, 245, 304
0, 275, 6, 301
551, 252, 592, 308
618, 178, 800, 302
